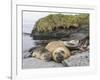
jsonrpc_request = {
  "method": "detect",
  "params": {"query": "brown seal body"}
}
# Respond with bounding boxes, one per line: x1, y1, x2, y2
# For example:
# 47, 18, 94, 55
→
45, 41, 71, 63
32, 47, 52, 61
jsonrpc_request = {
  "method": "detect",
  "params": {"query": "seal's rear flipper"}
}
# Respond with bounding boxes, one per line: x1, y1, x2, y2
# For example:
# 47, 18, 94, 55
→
24, 53, 32, 59
28, 47, 37, 52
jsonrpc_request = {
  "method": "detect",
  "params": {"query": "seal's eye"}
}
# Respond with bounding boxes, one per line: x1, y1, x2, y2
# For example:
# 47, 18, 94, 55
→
55, 52, 58, 54
60, 51, 65, 54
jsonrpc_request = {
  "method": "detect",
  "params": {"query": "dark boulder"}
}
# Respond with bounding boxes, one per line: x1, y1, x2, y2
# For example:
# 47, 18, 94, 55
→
31, 26, 89, 40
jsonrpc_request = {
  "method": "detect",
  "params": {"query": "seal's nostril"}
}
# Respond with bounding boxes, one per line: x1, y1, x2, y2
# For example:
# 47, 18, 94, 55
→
60, 55, 63, 58
59, 55, 63, 59
56, 56, 63, 63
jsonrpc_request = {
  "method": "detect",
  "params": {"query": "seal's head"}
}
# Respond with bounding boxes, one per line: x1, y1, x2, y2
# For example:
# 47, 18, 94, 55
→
40, 49, 52, 61
52, 47, 70, 63
54, 50, 64, 63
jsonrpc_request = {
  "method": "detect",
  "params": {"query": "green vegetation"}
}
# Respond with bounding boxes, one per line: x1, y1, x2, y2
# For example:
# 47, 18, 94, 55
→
33, 13, 89, 32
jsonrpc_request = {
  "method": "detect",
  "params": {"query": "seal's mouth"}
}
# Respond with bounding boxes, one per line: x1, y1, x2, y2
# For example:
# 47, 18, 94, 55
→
56, 55, 64, 63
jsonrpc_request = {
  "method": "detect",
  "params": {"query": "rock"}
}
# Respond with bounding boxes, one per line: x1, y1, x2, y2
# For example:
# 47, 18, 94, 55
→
63, 51, 89, 67
22, 51, 89, 68
22, 58, 64, 69
31, 29, 70, 40
69, 32, 88, 40
31, 26, 89, 40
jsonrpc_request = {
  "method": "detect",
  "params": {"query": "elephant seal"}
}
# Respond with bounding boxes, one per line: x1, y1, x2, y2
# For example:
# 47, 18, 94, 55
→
45, 41, 71, 63
31, 47, 52, 61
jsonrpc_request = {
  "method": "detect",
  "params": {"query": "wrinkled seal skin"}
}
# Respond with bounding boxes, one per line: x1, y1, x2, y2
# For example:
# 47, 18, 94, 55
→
32, 47, 52, 61
45, 41, 71, 63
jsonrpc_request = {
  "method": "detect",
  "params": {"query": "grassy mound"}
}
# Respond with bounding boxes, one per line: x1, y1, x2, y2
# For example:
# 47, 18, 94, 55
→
32, 13, 89, 32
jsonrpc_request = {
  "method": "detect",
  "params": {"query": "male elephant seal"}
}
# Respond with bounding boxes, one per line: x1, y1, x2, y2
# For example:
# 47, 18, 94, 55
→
45, 41, 71, 63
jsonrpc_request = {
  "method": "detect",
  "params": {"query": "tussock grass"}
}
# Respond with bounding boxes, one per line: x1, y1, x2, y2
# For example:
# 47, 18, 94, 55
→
33, 13, 89, 32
